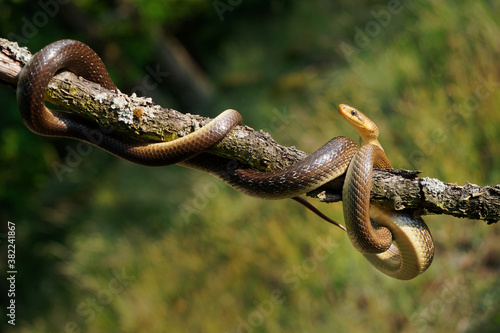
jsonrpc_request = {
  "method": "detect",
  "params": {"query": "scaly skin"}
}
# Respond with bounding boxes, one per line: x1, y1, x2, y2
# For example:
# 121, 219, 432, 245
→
339, 104, 434, 280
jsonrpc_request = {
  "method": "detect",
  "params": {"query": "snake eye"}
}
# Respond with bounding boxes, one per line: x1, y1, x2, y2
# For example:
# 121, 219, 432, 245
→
350, 110, 357, 117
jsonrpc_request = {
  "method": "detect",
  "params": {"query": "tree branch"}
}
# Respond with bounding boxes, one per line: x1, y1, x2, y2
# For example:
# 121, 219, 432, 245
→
2, 38, 499, 224
311, 169, 500, 223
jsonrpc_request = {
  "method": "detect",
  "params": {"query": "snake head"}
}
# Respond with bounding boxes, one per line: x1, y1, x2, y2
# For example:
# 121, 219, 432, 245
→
338, 104, 380, 147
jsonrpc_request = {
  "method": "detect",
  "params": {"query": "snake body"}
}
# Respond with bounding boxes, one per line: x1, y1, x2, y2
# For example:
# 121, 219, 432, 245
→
16, 40, 434, 279
16, 39, 242, 166
339, 104, 434, 279
181, 137, 358, 200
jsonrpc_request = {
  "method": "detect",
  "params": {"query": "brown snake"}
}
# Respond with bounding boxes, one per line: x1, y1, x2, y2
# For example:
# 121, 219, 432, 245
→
16, 40, 434, 279
339, 104, 434, 279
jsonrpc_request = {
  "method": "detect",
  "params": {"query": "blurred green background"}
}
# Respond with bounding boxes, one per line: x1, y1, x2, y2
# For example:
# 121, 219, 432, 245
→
1, 0, 500, 332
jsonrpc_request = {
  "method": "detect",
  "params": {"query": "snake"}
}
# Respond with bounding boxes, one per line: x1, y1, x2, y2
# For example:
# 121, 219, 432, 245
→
339, 104, 434, 279
16, 39, 434, 279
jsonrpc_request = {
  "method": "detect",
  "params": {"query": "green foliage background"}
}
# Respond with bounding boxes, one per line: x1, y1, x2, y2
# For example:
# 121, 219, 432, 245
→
1, 0, 500, 332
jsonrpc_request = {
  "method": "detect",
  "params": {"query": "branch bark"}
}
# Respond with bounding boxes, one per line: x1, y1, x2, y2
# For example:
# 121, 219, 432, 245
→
2, 38, 499, 224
